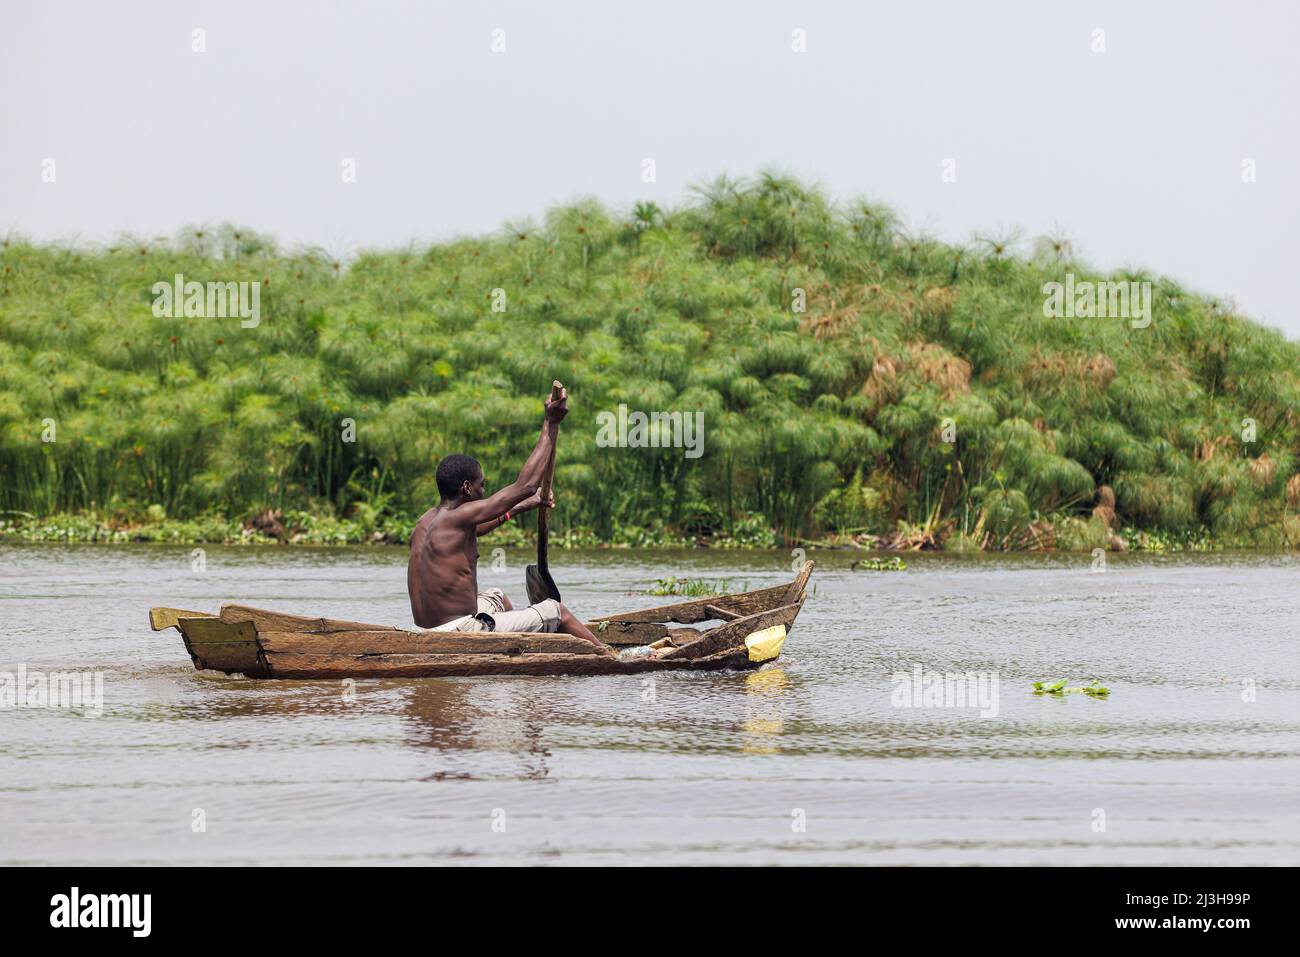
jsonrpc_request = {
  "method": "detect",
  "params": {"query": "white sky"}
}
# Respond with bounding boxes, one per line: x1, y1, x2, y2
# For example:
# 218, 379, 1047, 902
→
3, 0, 1297, 337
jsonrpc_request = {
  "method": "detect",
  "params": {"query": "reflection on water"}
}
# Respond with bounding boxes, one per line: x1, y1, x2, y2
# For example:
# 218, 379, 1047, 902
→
1, 543, 1298, 864
405, 682, 556, 780
741, 668, 790, 754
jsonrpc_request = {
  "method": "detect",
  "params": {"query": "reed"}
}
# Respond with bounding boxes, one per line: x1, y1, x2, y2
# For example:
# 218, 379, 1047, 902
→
2, 173, 1298, 549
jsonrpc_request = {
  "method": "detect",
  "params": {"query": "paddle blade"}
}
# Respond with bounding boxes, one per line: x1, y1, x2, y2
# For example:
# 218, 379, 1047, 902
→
525, 563, 561, 605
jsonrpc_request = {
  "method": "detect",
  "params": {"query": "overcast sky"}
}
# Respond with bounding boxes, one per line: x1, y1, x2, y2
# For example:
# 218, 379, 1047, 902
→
3, 0, 1296, 337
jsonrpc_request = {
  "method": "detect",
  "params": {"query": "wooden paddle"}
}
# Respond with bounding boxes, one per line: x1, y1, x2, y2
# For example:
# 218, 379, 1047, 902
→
525, 381, 564, 605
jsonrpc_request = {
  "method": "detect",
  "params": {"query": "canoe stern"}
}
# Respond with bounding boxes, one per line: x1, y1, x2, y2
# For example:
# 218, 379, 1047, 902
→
175, 616, 269, 677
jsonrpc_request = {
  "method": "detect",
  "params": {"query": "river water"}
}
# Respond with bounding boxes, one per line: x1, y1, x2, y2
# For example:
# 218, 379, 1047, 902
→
1, 543, 1297, 865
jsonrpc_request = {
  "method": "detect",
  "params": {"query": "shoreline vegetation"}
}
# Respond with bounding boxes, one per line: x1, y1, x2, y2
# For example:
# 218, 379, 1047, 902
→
3, 173, 1299, 552
0, 509, 1236, 553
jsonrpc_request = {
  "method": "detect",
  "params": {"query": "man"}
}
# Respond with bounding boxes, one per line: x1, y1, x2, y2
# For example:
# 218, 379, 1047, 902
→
407, 385, 614, 656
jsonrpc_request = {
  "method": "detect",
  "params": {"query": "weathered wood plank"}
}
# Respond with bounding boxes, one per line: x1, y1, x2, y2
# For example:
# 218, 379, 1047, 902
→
181, 618, 257, 644
691, 647, 752, 669
583, 622, 715, 645
782, 561, 815, 605
587, 582, 788, 625
660, 600, 803, 662
149, 607, 212, 632
704, 604, 742, 621
586, 621, 672, 645
258, 630, 603, 657
219, 604, 401, 634
262, 649, 758, 679
667, 627, 703, 646
190, 641, 265, 673
178, 618, 266, 675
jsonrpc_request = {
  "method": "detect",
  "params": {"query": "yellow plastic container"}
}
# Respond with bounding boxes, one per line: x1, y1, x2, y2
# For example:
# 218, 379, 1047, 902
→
745, 624, 787, 663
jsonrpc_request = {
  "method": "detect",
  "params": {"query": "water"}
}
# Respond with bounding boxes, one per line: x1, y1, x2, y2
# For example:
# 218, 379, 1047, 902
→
1, 543, 1297, 865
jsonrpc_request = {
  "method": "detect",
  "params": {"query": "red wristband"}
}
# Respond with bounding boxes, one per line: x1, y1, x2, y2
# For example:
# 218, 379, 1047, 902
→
503, 510, 511, 522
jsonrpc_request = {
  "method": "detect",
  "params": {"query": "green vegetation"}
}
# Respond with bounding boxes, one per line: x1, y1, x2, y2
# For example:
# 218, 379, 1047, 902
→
851, 556, 907, 571
646, 577, 732, 597
3, 173, 1299, 549
1033, 679, 1111, 699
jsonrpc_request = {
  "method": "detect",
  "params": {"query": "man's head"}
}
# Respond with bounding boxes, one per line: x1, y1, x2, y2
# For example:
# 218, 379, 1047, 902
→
436, 454, 484, 501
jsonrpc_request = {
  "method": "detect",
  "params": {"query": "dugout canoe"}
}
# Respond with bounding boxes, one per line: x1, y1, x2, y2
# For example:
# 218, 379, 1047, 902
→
148, 561, 814, 679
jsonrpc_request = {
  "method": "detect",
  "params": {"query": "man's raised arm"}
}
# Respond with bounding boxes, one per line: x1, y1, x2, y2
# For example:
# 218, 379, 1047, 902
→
452, 386, 567, 528
474, 491, 550, 536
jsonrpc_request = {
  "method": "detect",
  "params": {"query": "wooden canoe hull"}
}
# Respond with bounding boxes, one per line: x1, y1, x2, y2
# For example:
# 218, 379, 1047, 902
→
149, 562, 814, 679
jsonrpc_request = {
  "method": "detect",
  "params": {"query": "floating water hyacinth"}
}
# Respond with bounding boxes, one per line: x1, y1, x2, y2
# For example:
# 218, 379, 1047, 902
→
1032, 679, 1110, 698
851, 556, 907, 571
646, 577, 732, 597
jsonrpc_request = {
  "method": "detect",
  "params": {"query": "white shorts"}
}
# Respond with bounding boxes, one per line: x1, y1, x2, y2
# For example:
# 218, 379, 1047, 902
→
431, 588, 562, 634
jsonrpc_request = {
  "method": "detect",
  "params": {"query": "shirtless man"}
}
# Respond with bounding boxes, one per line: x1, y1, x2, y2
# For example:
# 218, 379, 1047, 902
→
407, 385, 614, 656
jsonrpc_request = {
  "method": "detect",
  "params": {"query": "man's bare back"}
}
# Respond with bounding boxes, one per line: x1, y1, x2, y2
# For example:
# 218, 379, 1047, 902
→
407, 504, 481, 628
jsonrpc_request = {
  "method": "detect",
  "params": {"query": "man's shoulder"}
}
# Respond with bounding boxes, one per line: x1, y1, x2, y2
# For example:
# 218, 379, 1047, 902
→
411, 508, 446, 551
418, 504, 474, 540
